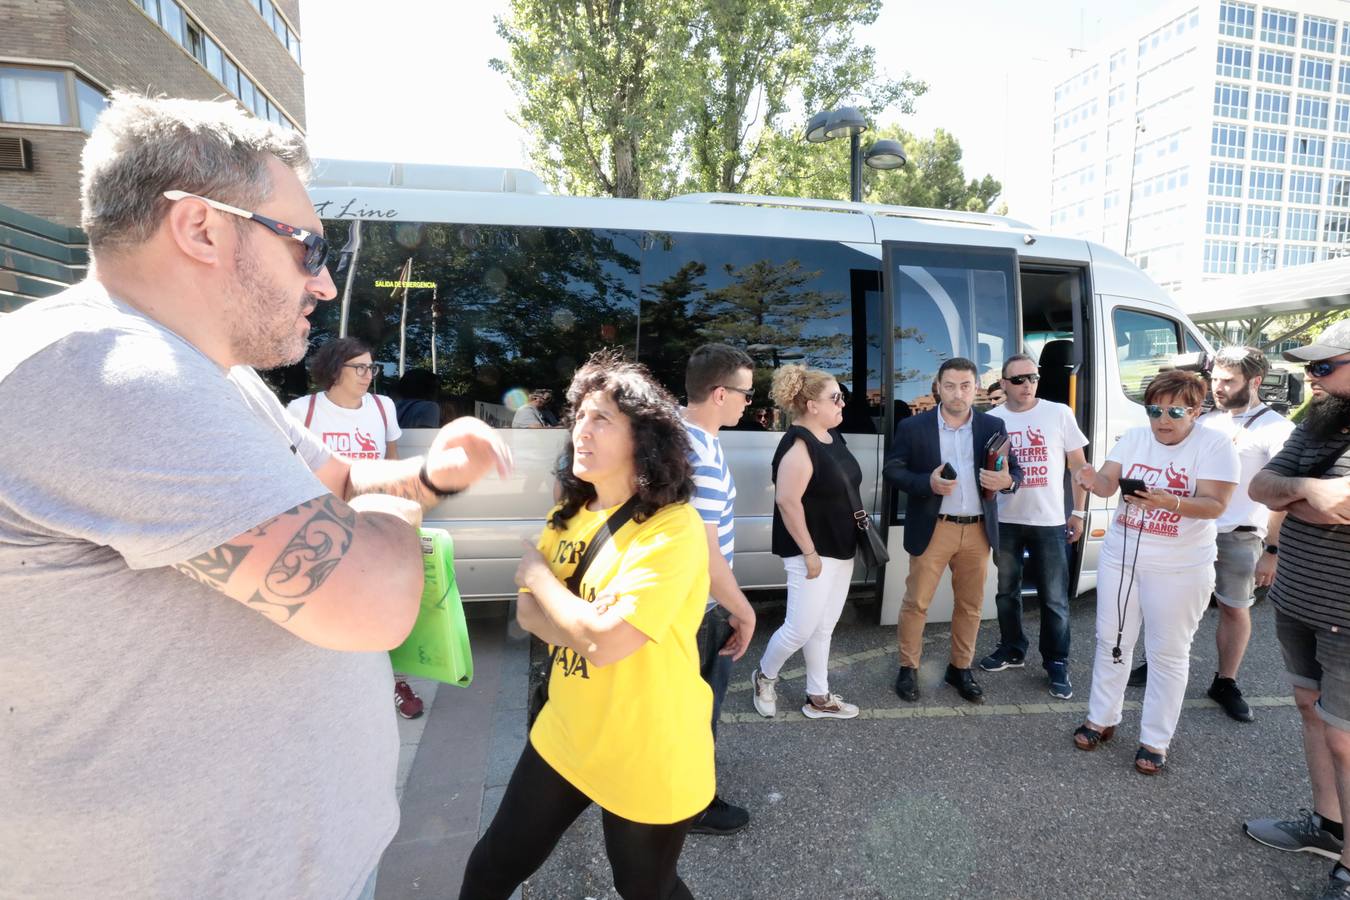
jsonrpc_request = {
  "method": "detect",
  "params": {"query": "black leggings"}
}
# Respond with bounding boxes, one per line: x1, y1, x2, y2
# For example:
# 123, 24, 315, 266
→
458, 740, 696, 900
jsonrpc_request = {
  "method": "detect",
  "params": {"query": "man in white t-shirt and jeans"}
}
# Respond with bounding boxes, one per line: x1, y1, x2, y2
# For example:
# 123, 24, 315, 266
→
682, 343, 758, 835
980, 353, 1089, 700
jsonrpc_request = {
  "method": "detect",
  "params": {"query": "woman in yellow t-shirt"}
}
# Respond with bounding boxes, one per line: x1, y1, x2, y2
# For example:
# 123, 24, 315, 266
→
459, 352, 713, 900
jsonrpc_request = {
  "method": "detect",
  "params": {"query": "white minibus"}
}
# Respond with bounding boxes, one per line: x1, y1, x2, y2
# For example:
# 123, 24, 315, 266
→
302, 160, 1212, 624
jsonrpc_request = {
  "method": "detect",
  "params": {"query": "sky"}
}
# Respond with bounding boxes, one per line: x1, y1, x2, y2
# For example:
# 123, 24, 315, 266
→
299, 0, 1181, 225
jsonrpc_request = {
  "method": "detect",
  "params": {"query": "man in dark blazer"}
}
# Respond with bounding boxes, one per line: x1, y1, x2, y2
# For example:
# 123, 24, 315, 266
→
884, 357, 1022, 704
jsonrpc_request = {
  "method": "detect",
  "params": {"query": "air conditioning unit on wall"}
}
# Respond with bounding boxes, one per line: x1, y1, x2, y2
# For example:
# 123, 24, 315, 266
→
0, 137, 34, 171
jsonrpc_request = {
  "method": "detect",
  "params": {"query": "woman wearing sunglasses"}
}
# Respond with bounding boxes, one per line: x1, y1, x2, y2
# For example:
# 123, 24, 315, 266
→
750, 365, 862, 720
286, 337, 424, 720
1071, 369, 1239, 774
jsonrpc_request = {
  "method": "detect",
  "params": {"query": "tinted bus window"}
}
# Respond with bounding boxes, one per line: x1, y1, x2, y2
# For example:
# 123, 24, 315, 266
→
1113, 308, 1181, 404
307, 222, 641, 427
639, 231, 884, 433
884, 243, 1018, 520
890, 244, 1018, 414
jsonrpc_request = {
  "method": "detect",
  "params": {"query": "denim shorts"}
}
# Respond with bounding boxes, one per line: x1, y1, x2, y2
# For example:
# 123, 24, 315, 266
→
1214, 529, 1262, 609
1276, 608, 1350, 732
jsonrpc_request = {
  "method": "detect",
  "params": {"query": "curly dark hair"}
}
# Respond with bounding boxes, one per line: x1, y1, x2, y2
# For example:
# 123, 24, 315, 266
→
550, 350, 693, 530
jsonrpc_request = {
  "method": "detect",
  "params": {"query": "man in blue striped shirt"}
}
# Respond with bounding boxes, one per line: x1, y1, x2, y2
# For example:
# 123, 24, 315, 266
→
683, 343, 758, 835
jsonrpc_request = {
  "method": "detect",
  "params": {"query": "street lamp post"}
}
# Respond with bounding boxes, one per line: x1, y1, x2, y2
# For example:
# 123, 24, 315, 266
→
805, 107, 908, 202
1122, 117, 1146, 261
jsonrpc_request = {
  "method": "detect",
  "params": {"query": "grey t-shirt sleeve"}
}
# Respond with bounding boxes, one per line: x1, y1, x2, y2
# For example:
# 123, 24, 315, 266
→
1, 340, 330, 571
233, 368, 331, 473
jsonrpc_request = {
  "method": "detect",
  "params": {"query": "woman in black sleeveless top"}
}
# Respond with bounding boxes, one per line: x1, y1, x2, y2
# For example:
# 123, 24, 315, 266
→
750, 365, 862, 721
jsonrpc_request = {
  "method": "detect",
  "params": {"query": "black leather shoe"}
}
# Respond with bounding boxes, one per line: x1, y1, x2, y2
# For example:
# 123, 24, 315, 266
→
1208, 674, 1255, 723
944, 664, 984, 704
894, 666, 919, 701
1128, 662, 1148, 687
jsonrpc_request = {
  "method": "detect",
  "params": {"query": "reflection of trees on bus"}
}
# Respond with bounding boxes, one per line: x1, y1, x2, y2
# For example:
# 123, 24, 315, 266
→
891, 324, 926, 394
638, 253, 849, 401
295, 221, 886, 432
312, 223, 641, 410
637, 259, 710, 393
697, 259, 847, 372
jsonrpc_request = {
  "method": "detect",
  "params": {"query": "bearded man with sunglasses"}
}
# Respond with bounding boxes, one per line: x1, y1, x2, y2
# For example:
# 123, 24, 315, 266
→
0, 94, 511, 899
979, 354, 1089, 700
1243, 320, 1350, 900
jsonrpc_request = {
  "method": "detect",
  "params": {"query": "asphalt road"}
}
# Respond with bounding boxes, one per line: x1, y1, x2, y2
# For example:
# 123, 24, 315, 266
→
520, 596, 1330, 900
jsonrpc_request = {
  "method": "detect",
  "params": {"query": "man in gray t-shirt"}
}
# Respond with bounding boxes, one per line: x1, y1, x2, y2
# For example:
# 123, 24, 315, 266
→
511, 388, 558, 428
0, 94, 510, 899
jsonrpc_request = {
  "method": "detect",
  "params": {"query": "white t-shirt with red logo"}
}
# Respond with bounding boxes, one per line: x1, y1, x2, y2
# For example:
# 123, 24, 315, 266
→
1102, 424, 1239, 570
988, 399, 1088, 527
1198, 404, 1295, 537
286, 392, 402, 461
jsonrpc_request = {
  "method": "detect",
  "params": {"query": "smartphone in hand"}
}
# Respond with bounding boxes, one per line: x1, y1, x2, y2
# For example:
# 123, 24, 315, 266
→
1118, 477, 1149, 497
940, 462, 958, 480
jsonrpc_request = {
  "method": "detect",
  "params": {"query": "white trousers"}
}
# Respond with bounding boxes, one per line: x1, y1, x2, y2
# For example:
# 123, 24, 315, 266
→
1087, 557, 1214, 752
758, 555, 854, 697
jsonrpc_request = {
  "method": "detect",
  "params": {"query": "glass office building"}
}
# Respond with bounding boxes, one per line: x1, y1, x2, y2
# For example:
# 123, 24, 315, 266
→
1050, 0, 1350, 295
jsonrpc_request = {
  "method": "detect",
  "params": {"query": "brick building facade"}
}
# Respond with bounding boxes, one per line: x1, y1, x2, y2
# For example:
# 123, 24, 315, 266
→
0, 0, 305, 227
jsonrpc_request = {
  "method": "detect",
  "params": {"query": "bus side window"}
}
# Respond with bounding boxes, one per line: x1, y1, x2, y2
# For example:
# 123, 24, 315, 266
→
1112, 308, 1181, 405
312, 221, 643, 427
891, 250, 1017, 417
636, 231, 883, 434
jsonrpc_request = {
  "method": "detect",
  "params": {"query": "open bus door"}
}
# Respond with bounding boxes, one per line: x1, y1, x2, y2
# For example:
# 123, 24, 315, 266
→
876, 242, 1021, 626
1018, 264, 1094, 601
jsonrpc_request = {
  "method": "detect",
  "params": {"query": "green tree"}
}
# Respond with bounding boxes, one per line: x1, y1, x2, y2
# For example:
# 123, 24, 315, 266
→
680, 0, 925, 194
491, 0, 695, 198
493, 0, 925, 200
744, 124, 1003, 211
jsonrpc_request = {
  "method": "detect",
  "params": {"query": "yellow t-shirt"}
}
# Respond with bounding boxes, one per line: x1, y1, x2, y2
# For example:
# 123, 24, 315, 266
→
528, 500, 715, 825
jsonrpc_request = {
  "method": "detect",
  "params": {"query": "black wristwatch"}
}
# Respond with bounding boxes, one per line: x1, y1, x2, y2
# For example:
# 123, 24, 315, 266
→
419, 458, 462, 499
1264, 544, 1278, 555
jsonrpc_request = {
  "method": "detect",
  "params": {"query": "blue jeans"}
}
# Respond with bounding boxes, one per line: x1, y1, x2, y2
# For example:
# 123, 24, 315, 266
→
697, 605, 734, 739
994, 523, 1071, 667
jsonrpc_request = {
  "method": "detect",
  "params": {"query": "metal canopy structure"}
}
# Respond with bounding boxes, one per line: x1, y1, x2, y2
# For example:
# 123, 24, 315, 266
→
1177, 255, 1350, 324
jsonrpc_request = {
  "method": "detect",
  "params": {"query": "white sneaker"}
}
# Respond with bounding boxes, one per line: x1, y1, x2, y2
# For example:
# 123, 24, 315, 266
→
802, 693, 860, 720
752, 668, 777, 717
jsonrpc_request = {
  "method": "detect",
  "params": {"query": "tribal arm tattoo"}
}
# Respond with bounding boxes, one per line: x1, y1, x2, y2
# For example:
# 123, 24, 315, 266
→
244, 589, 308, 624
264, 497, 356, 599
173, 543, 251, 591
172, 495, 357, 624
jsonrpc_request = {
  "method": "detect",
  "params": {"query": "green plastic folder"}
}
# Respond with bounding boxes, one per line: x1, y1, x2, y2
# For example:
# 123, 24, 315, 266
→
388, 528, 473, 687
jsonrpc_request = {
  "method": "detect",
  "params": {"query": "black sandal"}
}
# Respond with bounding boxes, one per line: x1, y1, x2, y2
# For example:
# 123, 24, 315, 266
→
1134, 746, 1166, 775
1073, 724, 1116, 751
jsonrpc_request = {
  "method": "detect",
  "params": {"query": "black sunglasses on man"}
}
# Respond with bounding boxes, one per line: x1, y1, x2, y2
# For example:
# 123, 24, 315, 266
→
162, 190, 331, 276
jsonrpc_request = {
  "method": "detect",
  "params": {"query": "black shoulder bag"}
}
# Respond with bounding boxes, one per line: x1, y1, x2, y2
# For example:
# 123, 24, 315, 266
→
822, 438, 889, 569
843, 478, 890, 569
526, 495, 640, 726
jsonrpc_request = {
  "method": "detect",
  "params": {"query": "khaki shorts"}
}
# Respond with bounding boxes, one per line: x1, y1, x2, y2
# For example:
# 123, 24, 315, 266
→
1214, 529, 1262, 609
